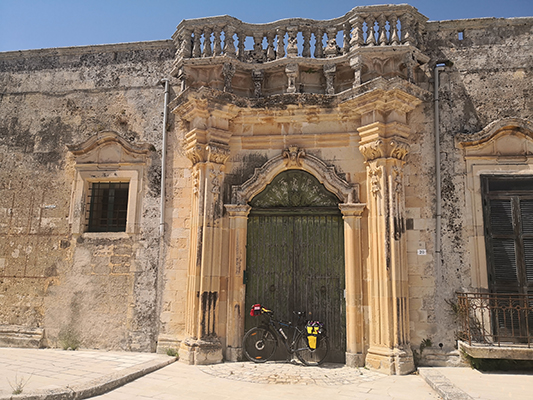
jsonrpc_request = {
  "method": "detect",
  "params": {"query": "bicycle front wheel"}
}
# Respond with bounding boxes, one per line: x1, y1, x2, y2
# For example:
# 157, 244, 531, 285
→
243, 327, 278, 363
294, 331, 329, 366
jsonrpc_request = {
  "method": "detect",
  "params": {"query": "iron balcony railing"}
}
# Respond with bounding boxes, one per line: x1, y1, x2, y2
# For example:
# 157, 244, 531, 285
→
457, 292, 533, 348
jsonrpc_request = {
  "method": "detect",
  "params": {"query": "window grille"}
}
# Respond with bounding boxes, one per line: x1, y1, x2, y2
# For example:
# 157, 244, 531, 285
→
86, 182, 129, 232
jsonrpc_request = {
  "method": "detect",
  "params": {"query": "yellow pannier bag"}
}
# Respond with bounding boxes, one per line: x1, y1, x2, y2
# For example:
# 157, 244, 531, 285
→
306, 325, 319, 349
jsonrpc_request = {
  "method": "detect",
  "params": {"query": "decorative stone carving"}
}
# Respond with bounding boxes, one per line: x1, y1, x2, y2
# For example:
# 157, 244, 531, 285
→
390, 139, 410, 160
282, 145, 305, 167
285, 63, 298, 93
232, 147, 358, 205
359, 139, 384, 162
369, 167, 382, 197
287, 27, 299, 57
324, 27, 339, 58
207, 144, 230, 165
186, 144, 206, 165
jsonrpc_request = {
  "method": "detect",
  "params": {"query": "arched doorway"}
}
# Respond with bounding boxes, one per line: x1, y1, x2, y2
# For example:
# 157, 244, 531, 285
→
244, 170, 346, 362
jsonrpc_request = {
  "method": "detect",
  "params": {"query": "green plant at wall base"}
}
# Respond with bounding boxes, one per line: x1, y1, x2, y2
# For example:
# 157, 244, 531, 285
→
166, 348, 179, 358
58, 328, 80, 350
8, 374, 31, 395
413, 338, 433, 367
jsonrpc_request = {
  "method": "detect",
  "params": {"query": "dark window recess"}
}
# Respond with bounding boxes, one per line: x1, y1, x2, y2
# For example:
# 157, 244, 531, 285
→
86, 182, 129, 232
482, 176, 533, 295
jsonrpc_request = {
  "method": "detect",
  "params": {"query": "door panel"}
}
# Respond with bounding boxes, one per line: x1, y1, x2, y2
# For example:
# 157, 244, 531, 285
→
245, 212, 345, 363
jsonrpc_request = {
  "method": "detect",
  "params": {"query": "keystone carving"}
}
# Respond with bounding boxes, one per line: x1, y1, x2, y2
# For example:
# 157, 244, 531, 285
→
282, 146, 305, 167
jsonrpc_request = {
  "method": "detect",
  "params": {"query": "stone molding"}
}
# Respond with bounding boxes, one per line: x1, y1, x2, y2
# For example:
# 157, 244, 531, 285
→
67, 130, 152, 158
456, 117, 533, 150
231, 147, 358, 205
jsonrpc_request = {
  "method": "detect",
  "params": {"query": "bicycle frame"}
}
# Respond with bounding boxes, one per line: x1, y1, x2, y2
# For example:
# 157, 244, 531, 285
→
260, 311, 307, 354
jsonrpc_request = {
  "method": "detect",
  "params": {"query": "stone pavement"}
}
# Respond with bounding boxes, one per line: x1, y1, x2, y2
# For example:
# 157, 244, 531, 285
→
2, 348, 533, 400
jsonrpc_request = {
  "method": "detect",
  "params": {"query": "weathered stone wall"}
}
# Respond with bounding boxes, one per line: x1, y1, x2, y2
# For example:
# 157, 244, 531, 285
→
408, 17, 533, 358
0, 41, 179, 351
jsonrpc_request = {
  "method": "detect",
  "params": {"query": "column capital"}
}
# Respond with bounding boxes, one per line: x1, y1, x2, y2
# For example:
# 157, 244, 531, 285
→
224, 204, 251, 218
339, 203, 366, 217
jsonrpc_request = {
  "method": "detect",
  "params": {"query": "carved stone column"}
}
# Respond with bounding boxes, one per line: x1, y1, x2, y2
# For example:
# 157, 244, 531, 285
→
350, 56, 363, 88
339, 203, 366, 367
224, 204, 251, 361
358, 121, 414, 375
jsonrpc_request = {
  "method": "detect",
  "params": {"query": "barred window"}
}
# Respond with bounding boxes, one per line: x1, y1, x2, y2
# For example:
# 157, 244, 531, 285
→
86, 182, 130, 232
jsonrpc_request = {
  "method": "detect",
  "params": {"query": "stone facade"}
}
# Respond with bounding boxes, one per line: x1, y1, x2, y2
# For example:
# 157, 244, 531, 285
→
0, 4, 532, 374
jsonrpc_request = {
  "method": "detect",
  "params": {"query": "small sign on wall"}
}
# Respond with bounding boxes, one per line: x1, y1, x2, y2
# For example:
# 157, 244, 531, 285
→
417, 249, 427, 255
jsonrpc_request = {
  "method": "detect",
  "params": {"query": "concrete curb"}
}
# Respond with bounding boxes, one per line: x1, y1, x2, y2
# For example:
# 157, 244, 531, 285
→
0, 357, 177, 400
418, 368, 474, 400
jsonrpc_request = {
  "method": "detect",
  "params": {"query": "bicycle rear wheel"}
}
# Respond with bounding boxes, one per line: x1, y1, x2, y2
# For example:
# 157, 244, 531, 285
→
243, 327, 278, 363
294, 331, 329, 366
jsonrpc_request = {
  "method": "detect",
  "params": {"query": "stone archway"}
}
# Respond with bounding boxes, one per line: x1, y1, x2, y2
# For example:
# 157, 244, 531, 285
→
224, 147, 366, 366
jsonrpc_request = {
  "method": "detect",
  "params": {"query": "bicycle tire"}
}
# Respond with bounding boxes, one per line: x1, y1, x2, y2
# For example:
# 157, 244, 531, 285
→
294, 331, 329, 366
242, 327, 278, 363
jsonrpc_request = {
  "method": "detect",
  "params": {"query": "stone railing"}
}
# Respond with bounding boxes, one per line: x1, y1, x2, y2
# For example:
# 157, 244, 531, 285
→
172, 4, 427, 64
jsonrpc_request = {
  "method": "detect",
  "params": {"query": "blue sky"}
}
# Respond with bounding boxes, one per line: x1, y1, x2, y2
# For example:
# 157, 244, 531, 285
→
1, 0, 532, 52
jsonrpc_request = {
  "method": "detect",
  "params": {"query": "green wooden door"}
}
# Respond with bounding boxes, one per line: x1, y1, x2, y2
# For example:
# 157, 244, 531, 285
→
245, 170, 346, 363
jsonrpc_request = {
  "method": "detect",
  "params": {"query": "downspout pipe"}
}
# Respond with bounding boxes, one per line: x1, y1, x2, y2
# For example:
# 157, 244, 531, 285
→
159, 78, 170, 239
434, 61, 452, 272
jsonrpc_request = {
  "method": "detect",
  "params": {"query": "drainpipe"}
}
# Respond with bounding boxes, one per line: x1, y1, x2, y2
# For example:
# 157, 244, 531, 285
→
159, 78, 170, 238
434, 61, 452, 273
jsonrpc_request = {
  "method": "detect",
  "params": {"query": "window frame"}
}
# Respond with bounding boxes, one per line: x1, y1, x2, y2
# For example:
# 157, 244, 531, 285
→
70, 167, 143, 237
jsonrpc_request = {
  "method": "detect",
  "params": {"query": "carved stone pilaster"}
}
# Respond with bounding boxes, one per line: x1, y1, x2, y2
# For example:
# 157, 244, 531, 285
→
223, 63, 236, 93
323, 64, 336, 95
252, 70, 264, 98
350, 56, 363, 88
285, 63, 298, 93
358, 119, 413, 375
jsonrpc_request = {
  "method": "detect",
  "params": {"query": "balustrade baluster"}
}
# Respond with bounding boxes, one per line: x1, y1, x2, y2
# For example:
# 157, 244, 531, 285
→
276, 28, 286, 59
252, 32, 265, 62
213, 27, 222, 56
389, 15, 400, 46
202, 28, 213, 57
378, 14, 387, 46
343, 22, 351, 54
349, 16, 364, 49
223, 26, 236, 58
302, 28, 311, 58
401, 13, 414, 45
266, 32, 276, 60
287, 27, 299, 58
366, 16, 376, 46
192, 27, 202, 58
314, 28, 324, 58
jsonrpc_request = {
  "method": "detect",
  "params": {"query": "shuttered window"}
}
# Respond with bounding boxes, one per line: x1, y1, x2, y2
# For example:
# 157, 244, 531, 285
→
483, 176, 533, 294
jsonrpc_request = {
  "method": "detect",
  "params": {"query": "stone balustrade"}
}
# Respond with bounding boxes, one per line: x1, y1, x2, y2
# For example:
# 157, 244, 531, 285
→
172, 5, 427, 64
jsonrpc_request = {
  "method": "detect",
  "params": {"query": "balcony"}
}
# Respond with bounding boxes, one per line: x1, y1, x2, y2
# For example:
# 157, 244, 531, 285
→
457, 292, 533, 360
170, 4, 430, 98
